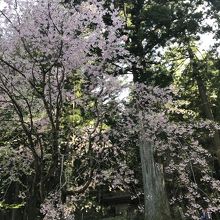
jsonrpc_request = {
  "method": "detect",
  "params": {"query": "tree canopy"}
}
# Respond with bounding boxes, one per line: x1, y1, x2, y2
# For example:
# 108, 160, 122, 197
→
0, 0, 220, 220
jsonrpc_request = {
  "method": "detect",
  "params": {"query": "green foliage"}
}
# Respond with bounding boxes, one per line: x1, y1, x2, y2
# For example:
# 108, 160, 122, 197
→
0, 201, 25, 210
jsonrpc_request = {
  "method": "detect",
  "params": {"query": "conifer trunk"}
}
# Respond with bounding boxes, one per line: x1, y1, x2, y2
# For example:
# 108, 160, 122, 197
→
139, 134, 172, 220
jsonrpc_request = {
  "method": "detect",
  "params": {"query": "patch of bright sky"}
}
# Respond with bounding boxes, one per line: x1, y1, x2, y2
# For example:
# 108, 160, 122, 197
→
195, 2, 218, 52
0, 1, 7, 28
198, 18, 217, 52
0, 1, 6, 10
117, 74, 133, 100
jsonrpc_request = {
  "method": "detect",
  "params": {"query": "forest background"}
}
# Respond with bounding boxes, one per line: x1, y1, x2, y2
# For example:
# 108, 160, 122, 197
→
0, 0, 220, 220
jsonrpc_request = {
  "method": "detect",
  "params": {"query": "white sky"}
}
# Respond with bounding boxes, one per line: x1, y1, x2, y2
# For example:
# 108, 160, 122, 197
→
199, 33, 215, 51
0, 1, 6, 10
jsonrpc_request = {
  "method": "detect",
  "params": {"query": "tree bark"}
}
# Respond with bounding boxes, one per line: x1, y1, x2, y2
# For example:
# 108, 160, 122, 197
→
139, 134, 172, 220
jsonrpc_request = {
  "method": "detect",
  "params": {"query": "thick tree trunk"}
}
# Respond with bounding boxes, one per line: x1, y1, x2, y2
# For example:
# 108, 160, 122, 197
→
139, 135, 172, 220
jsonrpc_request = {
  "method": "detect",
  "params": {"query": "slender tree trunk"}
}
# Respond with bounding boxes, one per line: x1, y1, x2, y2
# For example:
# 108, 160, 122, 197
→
196, 76, 220, 161
139, 133, 172, 220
